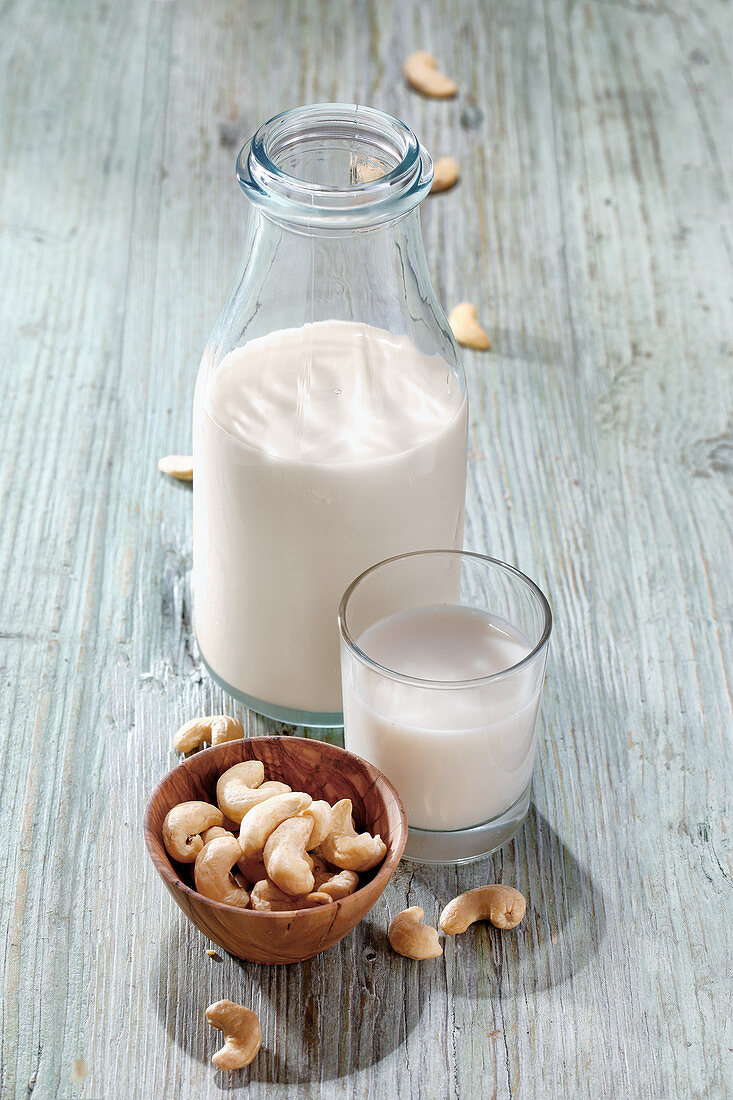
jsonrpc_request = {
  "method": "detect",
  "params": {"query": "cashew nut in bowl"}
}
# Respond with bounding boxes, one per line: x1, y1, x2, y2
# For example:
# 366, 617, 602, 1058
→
448, 302, 491, 350
250, 878, 331, 912
403, 51, 457, 98
205, 1000, 261, 1070
389, 907, 443, 959
439, 885, 526, 934
320, 799, 387, 872
194, 835, 251, 908
314, 867, 360, 901
238, 792, 312, 859
216, 761, 292, 823
173, 715, 244, 754
201, 825, 234, 845
163, 801, 224, 863
300, 800, 332, 850
263, 816, 315, 896
236, 855, 268, 885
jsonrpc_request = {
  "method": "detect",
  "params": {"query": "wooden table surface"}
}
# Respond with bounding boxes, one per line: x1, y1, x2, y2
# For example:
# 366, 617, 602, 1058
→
1, 1, 730, 1097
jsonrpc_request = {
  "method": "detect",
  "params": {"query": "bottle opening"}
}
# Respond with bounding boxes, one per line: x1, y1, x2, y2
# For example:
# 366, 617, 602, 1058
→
237, 103, 433, 228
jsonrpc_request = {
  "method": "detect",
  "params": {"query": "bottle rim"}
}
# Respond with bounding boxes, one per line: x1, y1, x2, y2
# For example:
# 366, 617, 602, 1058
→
236, 103, 434, 228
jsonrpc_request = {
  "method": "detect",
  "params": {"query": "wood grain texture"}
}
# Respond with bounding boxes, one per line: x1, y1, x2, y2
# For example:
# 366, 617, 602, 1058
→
0, 0, 730, 1097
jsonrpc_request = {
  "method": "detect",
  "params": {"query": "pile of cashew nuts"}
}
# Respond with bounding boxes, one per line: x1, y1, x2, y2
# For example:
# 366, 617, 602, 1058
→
162, 756, 387, 915
164, 715, 526, 1071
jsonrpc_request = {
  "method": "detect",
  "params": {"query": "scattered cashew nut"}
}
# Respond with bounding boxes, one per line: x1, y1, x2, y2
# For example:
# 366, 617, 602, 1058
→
163, 801, 224, 863
403, 51, 457, 98
430, 156, 460, 194
158, 454, 193, 481
448, 302, 491, 350
173, 714, 244, 754
300, 800, 332, 850
205, 1000, 261, 1070
320, 799, 387, 872
216, 760, 292, 823
238, 792, 312, 859
389, 907, 443, 959
263, 815, 315, 896
439, 885, 526, 934
194, 835, 251, 908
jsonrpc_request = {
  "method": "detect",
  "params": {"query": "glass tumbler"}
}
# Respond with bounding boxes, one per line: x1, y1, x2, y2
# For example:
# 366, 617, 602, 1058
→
339, 551, 552, 863
192, 105, 468, 727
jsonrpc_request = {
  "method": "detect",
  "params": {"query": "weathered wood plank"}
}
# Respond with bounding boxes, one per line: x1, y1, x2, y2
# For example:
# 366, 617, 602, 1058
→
0, 0, 730, 1097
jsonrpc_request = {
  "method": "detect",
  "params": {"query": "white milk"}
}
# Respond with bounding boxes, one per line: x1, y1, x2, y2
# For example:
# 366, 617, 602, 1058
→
342, 606, 541, 831
193, 321, 468, 715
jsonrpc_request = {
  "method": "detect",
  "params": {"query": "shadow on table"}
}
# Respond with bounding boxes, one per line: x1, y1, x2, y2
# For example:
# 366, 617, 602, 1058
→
440, 805, 606, 998
150, 908, 422, 1087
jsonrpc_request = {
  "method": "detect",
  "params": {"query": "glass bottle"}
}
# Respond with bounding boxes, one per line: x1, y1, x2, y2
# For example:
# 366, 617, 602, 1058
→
193, 103, 468, 727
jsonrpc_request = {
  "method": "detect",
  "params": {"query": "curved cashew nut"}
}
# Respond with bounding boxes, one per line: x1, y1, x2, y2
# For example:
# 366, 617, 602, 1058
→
163, 801, 224, 863
201, 825, 234, 845
314, 866, 360, 901
158, 454, 193, 481
448, 302, 491, 350
236, 855, 268, 885
205, 1000, 261, 1070
300, 800, 332, 850
193, 835, 250, 908
389, 907, 443, 959
403, 51, 457, 98
173, 714, 244, 754
249, 878, 331, 911
263, 816, 315, 896
238, 792, 312, 859
430, 156, 460, 194
320, 799, 387, 872
216, 761, 292, 823
439, 885, 526, 934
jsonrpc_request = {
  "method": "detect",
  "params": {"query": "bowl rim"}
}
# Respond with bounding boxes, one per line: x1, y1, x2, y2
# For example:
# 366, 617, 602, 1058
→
143, 736, 408, 919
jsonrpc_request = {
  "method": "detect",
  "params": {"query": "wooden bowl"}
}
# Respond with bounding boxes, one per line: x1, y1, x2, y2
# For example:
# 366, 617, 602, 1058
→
143, 737, 407, 964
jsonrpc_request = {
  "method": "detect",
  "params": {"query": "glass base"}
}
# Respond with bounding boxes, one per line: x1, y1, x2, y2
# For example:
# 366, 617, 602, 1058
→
401, 784, 532, 864
200, 651, 344, 729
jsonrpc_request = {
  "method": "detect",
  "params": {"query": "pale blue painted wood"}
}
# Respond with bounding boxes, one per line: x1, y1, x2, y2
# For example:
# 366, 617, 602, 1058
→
0, 0, 730, 1097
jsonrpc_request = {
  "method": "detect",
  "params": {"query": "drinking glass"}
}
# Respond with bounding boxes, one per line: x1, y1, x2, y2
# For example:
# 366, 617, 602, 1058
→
339, 550, 552, 863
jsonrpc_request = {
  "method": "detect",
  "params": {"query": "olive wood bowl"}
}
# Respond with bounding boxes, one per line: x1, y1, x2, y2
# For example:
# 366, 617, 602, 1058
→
143, 737, 407, 964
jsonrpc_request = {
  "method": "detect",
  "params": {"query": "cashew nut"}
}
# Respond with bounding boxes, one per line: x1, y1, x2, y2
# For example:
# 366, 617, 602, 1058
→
249, 878, 331, 912
194, 835, 251, 908
216, 760, 292, 823
439, 885, 526, 934
238, 791, 312, 859
205, 1000, 261, 1070
388, 907, 443, 959
236, 855, 268, 885
314, 866, 360, 901
403, 51, 457, 98
448, 302, 491, 350
320, 799, 387, 872
201, 826, 234, 845
163, 801, 224, 863
300, 800, 332, 850
173, 714, 244, 754
430, 156, 460, 194
263, 816, 315, 896
158, 454, 193, 481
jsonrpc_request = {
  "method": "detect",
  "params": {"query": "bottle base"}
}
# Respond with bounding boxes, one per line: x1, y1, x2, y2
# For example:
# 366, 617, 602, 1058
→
199, 651, 344, 729
400, 783, 532, 865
